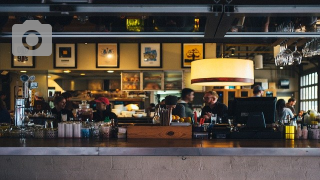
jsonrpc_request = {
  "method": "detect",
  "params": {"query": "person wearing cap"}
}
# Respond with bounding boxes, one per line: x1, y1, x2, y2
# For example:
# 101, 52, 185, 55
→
93, 97, 117, 122
252, 85, 264, 97
51, 96, 74, 122
33, 91, 51, 113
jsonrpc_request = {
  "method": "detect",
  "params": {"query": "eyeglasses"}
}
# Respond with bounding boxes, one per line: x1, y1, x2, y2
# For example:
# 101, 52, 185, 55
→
203, 96, 213, 100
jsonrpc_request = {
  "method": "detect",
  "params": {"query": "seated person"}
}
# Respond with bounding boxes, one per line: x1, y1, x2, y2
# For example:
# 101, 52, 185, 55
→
201, 91, 228, 123
276, 99, 294, 122
51, 96, 74, 122
93, 97, 117, 123
33, 92, 51, 113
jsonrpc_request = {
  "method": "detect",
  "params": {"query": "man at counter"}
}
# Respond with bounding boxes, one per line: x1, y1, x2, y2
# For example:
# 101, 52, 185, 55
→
201, 91, 228, 123
33, 92, 51, 113
51, 96, 74, 122
0, 94, 10, 123
93, 97, 117, 122
0, 91, 7, 110
285, 98, 296, 115
172, 88, 194, 118
252, 85, 264, 97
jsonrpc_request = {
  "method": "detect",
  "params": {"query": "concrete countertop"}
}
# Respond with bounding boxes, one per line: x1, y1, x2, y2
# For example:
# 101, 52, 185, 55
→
0, 138, 319, 156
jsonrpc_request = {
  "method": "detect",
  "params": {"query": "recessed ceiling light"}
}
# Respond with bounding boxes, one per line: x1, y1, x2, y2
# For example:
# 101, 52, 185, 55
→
80, 73, 85, 76
84, 43, 88, 44
47, 75, 51, 78
280, 67, 283, 70
20, 70, 27, 73
107, 70, 114, 73
64, 70, 71, 73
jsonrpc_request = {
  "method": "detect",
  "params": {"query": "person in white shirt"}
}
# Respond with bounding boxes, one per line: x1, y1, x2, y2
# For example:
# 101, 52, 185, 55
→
276, 99, 294, 122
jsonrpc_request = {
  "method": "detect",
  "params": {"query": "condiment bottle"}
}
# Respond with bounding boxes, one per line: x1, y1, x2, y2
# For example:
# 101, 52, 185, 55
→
296, 124, 302, 139
302, 126, 308, 139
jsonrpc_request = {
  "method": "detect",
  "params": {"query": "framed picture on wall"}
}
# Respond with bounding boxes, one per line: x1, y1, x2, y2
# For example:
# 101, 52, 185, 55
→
96, 43, 119, 68
54, 43, 77, 68
11, 44, 35, 68
181, 43, 204, 68
139, 43, 162, 68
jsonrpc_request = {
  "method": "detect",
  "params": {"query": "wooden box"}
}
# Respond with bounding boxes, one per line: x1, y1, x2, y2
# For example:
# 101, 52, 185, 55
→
127, 126, 192, 139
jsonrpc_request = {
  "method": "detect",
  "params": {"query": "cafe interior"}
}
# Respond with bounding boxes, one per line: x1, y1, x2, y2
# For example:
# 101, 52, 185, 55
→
0, 1, 320, 179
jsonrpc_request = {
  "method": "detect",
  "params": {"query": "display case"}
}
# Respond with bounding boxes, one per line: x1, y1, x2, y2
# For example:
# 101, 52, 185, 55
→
121, 72, 142, 91
164, 71, 183, 90
143, 71, 163, 90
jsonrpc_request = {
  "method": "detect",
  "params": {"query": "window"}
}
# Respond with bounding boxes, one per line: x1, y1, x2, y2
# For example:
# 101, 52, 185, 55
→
300, 72, 318, 111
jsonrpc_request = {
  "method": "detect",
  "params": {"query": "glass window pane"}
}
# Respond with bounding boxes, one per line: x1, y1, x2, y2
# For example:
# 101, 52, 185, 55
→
316, 73, 318, 84
311, 86, 314, 99
315, 86, 318, 99
312, 73, 315, 84
305, 74, 307, 86
309, 74, 312, 85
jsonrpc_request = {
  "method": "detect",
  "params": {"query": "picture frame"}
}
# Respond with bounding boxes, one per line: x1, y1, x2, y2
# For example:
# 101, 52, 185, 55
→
139, 43, 162, 68
54, 43, 77, 68
96, 43, 119, 68
11, 44, 35, 68
181, 43, 204, 68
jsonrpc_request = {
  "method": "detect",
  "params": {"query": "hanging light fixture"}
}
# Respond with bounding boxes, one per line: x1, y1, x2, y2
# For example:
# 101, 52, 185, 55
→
191, 58, 254, 86
254, 55, 263, 69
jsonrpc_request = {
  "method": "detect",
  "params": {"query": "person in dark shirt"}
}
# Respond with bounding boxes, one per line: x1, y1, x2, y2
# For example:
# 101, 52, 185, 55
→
51, 96, 74, 122
201, 91, 228, 123
33, 91, 51, 113
0, 95, 10, 123
93, 97, 117, 122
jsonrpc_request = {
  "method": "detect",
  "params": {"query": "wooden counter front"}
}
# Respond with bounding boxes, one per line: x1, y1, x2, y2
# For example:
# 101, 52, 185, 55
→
127, 126, 192, 139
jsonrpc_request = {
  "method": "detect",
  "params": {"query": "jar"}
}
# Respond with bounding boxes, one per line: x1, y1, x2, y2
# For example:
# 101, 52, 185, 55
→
81, 125, 90, 138
46, 128, 58, 138
100, 124, 111, 139
34, 128, 45, 138
25, 128, 34, 138
76, 100, 93, 121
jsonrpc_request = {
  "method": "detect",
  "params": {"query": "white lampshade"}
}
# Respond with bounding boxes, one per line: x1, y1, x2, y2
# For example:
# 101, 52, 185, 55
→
254, 55, 263, 69
191, 58, 254, 86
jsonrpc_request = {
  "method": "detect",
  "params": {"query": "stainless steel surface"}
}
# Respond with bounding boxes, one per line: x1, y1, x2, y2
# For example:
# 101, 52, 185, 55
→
0, 138, 319, 156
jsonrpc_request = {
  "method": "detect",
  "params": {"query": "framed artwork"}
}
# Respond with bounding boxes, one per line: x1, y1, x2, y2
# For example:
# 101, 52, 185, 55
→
54, 43, 77, 68
181, 43, 204, 68
11, 44, 35, 68
139, 43, 162, 68
96, 43, 119, 68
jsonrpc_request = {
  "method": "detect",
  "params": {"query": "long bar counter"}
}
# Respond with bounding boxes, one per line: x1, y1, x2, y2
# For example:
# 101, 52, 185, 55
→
0, 138, 319, 156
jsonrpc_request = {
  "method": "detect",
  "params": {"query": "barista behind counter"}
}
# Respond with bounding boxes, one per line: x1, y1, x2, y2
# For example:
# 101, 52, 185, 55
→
51, 96, 74, 122
201, 91, 228, 123
93, 97, 117, 123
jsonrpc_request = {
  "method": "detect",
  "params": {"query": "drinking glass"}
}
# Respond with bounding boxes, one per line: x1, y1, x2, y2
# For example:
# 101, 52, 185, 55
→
61, 114, 67, 122
211, 114, 217, 124
292, 45, 302, 65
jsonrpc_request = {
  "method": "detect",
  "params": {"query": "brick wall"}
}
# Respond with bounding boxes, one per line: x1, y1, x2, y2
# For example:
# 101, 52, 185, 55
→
0, 156, 319, 180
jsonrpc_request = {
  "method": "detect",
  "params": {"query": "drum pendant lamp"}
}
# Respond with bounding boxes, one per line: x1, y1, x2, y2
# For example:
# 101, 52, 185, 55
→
191, 58, 254, 86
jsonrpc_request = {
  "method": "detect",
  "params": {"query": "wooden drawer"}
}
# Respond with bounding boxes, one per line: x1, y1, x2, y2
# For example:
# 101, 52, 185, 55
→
127, 126, 192, 139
